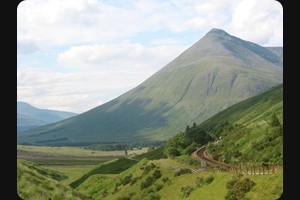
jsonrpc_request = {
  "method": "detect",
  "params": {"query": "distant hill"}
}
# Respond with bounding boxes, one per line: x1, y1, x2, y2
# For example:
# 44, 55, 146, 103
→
18, 28, 283, 146
17, 101, 77, 133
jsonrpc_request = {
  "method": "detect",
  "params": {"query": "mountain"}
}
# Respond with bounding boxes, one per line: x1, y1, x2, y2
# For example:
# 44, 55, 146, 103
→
17, 101, 77, 133
18, 28, 283, 146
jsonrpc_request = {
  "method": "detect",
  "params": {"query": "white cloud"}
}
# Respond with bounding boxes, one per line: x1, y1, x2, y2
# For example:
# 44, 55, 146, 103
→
17, 68, 153, 113
17, 41, 40, 55
228, 0, 283, 46
17, 0, 145, 46
17, 0, 282, 48
17, 0, 283, 112
58, 43, 188, 71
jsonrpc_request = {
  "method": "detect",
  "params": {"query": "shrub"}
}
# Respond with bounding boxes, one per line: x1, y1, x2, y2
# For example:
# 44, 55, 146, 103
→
162, 177, 169, 183
234, 178, 255, 193
120, 174, 132, 185
164, 147, 180, 157
195, 177, 204, 188
181, 186, 194, 198
155, 184, 163, 191
204, 175, 214, 184
130, 177, 139, 186
225, 190, 237, 200
226, 178, 238, 189
142, 163, 157, 175
140, 176, 155, 189
112, 186, 119, 194
174, 168, 191, 176
153, 169, 162, 179
149, 193, 161, 200
225, 176, 256, 200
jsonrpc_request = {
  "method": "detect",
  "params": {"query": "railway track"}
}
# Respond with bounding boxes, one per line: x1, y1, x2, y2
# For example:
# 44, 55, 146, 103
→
192, 146, 230, 168
192, 146, 280, 175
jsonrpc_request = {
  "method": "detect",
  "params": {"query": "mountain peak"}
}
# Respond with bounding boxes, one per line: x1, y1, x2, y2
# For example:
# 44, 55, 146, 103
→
205, 28, 229, 37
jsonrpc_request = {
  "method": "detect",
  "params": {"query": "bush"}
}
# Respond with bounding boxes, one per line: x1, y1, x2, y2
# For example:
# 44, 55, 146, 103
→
164, 146, 180, 157
234, 178, 255, 193
162, 177, 169, 183
120, 174, 132, 185
226, 178, 238, 189
140, 177, 155, 189
153, 169, 162, 179
148, 193, 161, 200
225, 190, 237, 200
174, 168, 191, 177
181, 186, 194, 198
142, 163, 156, 176
130, 177, 139, 186
204, 175, 214, 184
155, 184, 163, 191
225, 176, 256, 200
195, 177, 204, 188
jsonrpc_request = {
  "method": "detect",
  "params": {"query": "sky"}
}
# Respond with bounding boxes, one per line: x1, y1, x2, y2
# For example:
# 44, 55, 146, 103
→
17, 0, 283, 113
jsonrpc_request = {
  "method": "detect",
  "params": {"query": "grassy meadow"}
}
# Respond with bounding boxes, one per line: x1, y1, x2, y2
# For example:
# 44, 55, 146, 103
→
74, 158, 282, 200
17, 145, 148, 193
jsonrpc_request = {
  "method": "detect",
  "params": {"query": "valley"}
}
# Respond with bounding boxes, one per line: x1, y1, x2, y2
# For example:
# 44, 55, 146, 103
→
17, 83, 283, 199
17, 28, 283, 200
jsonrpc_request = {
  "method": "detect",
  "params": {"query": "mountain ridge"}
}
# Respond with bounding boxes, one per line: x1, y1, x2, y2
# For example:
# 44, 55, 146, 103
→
17, 101, 77, 134
18, 28, 283, 145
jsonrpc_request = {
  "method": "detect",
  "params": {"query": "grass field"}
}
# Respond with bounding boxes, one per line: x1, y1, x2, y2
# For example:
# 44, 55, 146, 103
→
45, 165, 94, 186
17, 145, 147, 157
17, 159, 91, 200
70, 157, 137, 189
17, 145, 282, 199
74, 158, 282, 200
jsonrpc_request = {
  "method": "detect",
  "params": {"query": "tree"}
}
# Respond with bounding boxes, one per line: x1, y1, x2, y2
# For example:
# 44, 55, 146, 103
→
270, 113, 280, 127
186, 125, 190, 133
193, 122, 197, 128
164, 146, 180, 157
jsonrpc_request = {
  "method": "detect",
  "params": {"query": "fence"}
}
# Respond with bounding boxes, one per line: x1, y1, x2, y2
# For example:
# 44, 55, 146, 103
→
205, 163, 282, 175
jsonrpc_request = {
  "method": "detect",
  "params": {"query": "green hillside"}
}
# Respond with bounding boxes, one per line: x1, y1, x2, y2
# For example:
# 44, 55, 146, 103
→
196, 83, 282, 131
68, 84, 283, 199
74, 158, 282, 200
16, 85, 283, 199
164, 84, 283, 164
17, 159, 90, 200
70, 157, 137, 189
18, 29, 282, 146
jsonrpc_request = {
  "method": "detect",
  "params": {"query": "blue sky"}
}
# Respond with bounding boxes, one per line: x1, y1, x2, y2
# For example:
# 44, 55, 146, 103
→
17, 0, 283, 113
